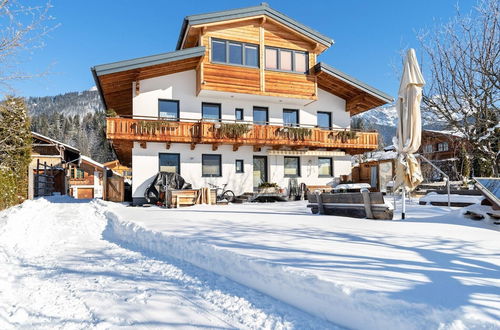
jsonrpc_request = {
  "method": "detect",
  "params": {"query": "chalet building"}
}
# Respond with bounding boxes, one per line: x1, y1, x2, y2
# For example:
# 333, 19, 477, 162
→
419, 129, 468, 180
30, 132, 81, 197
69, 156, 106, 199
91, 4, 392, 204
103, 160, 132, 180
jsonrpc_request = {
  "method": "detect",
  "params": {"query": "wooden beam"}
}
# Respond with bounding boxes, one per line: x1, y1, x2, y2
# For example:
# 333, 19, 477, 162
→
212, 144, 219, 151
232, 144, 240, 152
253, 146, 262, 152
135, 80, 140, 95
190, 143, 196, 150
166, 142, 171, 150
139, 142, 147, 149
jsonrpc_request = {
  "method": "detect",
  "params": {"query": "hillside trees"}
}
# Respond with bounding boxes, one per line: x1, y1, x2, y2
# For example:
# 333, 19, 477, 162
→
418, 0, 500, 176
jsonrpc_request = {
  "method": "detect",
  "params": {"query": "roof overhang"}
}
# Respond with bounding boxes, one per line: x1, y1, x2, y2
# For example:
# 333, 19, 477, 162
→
314, 62, 393, 115
176, 4, 333, 51
91, 47, 205, 116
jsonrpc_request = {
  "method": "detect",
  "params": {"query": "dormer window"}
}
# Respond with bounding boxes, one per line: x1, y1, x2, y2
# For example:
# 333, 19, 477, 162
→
265, 46, 308, 73
211, 38, 259, 68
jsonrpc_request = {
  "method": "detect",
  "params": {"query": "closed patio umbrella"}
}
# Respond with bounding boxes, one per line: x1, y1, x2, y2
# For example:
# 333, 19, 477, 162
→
394, 48, 425, 219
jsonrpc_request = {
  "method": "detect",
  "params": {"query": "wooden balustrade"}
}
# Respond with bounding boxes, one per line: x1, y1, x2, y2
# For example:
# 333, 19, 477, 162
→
106, 117, 378, 151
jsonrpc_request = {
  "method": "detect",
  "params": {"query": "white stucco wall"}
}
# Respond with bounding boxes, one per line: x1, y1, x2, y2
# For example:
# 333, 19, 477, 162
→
133, 70, 349, 128
132, 142, 352, 199
131, 69, 353, 200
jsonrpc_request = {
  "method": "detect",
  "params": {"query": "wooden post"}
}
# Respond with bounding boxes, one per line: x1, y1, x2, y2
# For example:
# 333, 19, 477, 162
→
361, 188, 374, 219
28, 165, 34, 199
315, 191, 324, 215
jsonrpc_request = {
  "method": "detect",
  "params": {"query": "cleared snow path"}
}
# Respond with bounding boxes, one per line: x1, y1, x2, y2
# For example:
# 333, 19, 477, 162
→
0, 197, 338, 329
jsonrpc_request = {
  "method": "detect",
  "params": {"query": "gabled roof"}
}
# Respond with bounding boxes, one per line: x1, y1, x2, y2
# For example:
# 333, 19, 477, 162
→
32, 132, 80, 154
80, 155, 105, 169
91, 47, 205, 115
176, 3, 333, 50
314, 62, 393, 115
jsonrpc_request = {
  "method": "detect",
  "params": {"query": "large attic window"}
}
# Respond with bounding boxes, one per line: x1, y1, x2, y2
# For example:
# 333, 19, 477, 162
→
211, 38, 259, 68
265, 46, 308, 73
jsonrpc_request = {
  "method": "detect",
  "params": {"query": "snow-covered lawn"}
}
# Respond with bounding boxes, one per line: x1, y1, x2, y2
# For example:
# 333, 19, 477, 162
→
106, 199, 500, 329
1, 196, 499, 329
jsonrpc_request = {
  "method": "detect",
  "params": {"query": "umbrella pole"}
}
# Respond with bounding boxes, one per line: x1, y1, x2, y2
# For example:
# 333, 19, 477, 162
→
401, 187, 406, 220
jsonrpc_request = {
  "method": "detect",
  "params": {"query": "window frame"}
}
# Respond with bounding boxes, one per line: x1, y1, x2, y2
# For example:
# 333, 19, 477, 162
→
202, 102, 222, 122
235, 159, 244, 173
317, 111, 332, 130
284, 156, 301, 178
265, 46, 309, 73
202, 154, 222, 177
437, 142, 449, 152
283, 108, 299, 127
211, 38, 259, 68
253, 106, 269, 125
423, 144, 433, 153
158, 99, 180, 120
235, 108, 244, 121
159, 153, 180, 174
318, 157, 333, 177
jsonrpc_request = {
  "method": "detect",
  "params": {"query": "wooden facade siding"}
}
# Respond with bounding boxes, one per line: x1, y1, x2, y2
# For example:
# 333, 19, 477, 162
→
263, 21, 315, 51
107, 117, 378, 152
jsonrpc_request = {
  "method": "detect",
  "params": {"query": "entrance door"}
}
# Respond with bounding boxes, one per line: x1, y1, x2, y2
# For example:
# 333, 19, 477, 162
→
253, 156, 268, 189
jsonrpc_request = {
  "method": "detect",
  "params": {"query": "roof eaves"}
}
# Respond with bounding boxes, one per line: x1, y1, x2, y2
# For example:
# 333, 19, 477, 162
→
91, 46, 206, 77
176, 4, 333, 50
32, 131, 80, 153
316, 62, 393, 103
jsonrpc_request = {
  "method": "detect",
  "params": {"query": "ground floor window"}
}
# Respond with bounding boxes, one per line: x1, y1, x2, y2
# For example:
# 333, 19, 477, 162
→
284, 156, 300, 177
318, 157, 333, 177
159, 153, 180, 174
235, 159, 244, 173
202, 154, 222, 177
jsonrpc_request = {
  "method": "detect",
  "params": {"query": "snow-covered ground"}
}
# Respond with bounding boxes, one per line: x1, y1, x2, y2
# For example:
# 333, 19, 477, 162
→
1, 196, 499, 329
0, 196, 337, 329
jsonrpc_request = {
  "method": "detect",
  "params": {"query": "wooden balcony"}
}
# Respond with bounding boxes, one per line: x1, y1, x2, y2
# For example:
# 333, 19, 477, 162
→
106, 117, 378, 155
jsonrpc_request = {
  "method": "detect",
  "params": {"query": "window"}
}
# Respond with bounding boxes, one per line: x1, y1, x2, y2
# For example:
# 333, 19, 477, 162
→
265, 46, 308, 73
253, 106, 268, 125
235, 159, 244, 173
283, 109, 299, 127
284, 156, 300, 177
235, 108, 244, 121
212, 39, 226, 62
159, 99, 179, 120
211, 38, 259, 67
318, 158, 333, 177
202, 154, 222, 177
202, 103, 221, 122
159, 153, 180, 174
265, 48, 278, 69
71, 168, 84, 179
317, 111, 332, 130
423, 144, 433, 153
437, 142, 449, 152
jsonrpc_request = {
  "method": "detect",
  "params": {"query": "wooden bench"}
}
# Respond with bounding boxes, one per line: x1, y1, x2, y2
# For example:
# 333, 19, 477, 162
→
307, 185, 333, 193
307, 191, 393, 220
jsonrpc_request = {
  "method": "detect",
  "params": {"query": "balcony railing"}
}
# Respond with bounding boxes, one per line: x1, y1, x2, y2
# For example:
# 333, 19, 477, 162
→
106, 116, 378, 151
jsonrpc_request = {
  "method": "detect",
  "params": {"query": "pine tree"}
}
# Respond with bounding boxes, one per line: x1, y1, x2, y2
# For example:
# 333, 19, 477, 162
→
0, 97, 32, 210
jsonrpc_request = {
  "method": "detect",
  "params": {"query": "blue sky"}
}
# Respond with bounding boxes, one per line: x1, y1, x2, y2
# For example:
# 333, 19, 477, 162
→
12, 0, 477, 98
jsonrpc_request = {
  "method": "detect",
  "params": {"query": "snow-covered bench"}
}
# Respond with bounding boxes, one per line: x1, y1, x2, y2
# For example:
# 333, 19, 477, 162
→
307, 190, 393, 220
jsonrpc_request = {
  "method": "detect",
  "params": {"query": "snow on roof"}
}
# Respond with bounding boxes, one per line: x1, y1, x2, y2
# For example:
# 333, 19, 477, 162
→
354, 150, 398, 165
80, 155, 105, 169
31, 131, 80, 153
424, 129, 465, 138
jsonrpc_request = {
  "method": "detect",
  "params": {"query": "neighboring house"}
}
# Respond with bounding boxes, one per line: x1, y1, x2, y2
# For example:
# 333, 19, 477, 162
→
419, 129, 468, 180
103, 160, 132, 180
69, 156, 105, 199
352, 149, 397, 192
30, 132, 81, 197
91, 4, 393, 205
